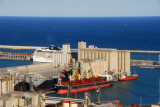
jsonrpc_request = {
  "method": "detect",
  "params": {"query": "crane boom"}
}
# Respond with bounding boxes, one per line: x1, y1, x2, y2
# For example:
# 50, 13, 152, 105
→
60, 53, 72, 80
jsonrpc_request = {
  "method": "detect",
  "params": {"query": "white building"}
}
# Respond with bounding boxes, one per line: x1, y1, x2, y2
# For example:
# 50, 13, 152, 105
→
33, 43, 70, 67
0, 73, 14, 96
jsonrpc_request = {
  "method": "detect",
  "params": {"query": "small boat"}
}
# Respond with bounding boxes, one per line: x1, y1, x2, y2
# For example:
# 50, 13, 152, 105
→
119, 74, 138, 81
99, 73, 113, 81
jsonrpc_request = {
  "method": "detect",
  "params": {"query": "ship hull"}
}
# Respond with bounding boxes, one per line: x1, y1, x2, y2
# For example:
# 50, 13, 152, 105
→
119, 74, 138, 81
57, 77, 112, 95
57, 83, 112, 94
99, 76, 106, 80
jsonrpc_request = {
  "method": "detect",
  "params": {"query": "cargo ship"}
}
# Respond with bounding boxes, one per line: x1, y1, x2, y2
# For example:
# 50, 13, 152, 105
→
119, 74, 138, 81
56, 53, 113, 95
57, 77, 112, 94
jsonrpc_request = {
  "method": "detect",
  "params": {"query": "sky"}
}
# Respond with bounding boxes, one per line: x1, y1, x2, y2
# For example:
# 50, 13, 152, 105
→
0, 0, 160, 17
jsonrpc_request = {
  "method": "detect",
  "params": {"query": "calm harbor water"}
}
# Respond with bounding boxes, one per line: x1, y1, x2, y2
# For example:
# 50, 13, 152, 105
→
52, 67, 160, 106
0, 16, 160, 106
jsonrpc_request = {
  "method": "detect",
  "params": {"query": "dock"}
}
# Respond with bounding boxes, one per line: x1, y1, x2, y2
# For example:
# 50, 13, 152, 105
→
0, 45, 78, 51
0, 52, 32, 60
0, 45, 47, 50
1, 45, 160, 53
131, 60, 160, 69
130, 50, 160, 53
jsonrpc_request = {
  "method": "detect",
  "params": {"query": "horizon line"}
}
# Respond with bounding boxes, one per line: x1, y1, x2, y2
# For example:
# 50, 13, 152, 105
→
0, 15, 160, 18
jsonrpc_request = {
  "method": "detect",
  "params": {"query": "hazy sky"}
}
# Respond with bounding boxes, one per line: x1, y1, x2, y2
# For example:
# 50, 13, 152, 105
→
0, 0, 160, 17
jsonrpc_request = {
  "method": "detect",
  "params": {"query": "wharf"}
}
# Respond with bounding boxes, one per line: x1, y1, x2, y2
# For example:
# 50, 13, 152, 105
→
1, 45, 160, 53
131, 60, 155, 63
0, 52, 32, 60
0, 45, 78, 51
130, 50, 160, 53
0, 45, 47, 50
0, 62, 64, 85
131, 60, 160, 69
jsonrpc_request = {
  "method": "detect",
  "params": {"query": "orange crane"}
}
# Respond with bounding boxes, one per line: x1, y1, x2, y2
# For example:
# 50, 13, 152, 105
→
60, 53, 79, 81
60, 53, 72, 80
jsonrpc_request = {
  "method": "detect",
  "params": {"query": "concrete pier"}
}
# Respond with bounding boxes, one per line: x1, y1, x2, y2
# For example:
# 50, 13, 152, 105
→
1, 45, 160, 53
130, 50, 160, 53
1, 62, 64, 84
0, 45, 47, 50
0, 45, 77, 52
131, 60, 160, 69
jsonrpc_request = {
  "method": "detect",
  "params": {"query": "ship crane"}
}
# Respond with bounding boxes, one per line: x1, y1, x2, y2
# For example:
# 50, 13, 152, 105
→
60, 53, 79, 81
79, 63, 87, 79
60, 53, 72, 80
69, 55, 82, 81
95, 61, 104, 78
87, 61, 96, 78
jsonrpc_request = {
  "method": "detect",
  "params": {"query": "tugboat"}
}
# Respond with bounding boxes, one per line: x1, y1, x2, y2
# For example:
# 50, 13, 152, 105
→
98, 72, 113, 82
119, 74, 138, 81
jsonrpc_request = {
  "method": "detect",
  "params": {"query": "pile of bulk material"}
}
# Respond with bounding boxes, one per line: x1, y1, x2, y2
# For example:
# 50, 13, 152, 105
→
37, 78, 58, 90
14, 82, 37, 92
14, 78, 58, 92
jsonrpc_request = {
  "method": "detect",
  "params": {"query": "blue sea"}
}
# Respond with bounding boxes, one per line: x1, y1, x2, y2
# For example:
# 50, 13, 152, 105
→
0, 16, 160, 106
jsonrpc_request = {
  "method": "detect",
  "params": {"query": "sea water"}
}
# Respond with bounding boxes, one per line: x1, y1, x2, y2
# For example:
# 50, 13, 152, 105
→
0, 16, 160, 106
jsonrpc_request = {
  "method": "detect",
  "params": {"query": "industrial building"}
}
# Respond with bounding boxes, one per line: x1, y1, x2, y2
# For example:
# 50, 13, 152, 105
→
78, 41, 130, 74
0, 72, 14, 96
0, 91, 45, 107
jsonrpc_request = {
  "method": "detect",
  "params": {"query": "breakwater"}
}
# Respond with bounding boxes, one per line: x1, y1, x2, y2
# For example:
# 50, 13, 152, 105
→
0, 45, 46, 50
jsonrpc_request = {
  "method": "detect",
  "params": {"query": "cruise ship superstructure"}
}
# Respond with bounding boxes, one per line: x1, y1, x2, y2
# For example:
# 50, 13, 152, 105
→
33, 43, 70, 66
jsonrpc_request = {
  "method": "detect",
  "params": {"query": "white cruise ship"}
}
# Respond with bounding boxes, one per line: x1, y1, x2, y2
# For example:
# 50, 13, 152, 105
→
33, 43, 70, 67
